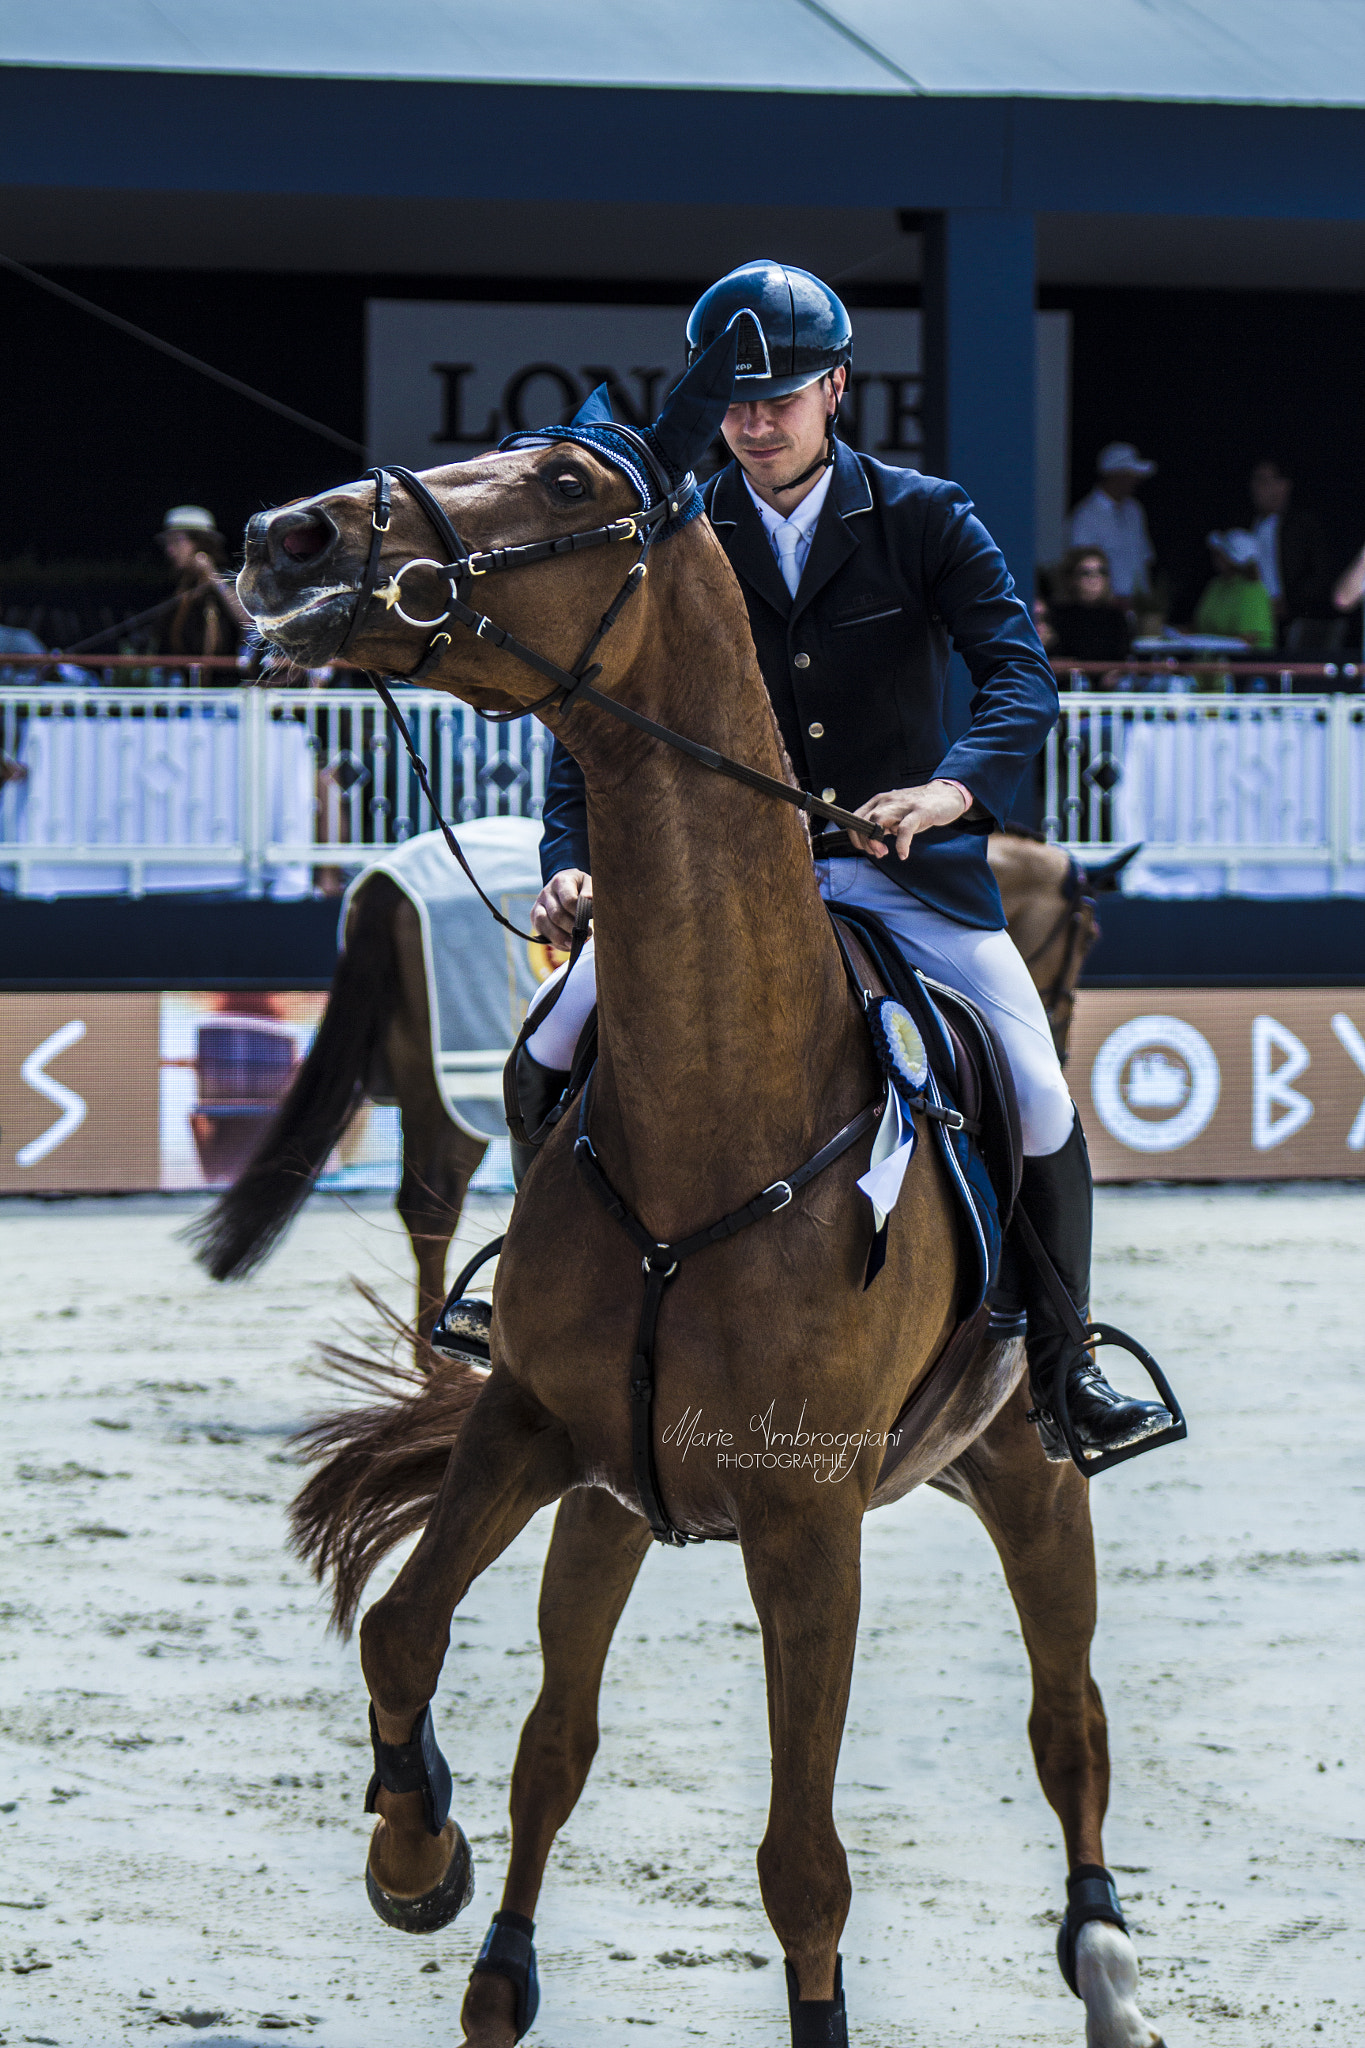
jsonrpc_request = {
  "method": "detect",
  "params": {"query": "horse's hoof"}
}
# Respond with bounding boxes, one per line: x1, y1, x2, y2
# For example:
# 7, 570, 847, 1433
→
365, 1820, 475, 1933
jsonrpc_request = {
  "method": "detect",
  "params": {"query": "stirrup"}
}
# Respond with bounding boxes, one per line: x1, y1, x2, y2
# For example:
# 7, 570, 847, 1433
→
430, 1239, 502, 1364
1034, 1324, 1187, 1478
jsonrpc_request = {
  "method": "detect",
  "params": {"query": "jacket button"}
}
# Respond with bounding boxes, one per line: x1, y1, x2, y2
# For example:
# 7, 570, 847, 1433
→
808, 721, 824, 738
793, 652, 810, 669
821, 787, 836, 803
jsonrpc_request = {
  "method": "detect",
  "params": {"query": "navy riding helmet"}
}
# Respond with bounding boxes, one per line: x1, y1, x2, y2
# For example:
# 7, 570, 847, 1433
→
685, 260, 852, 402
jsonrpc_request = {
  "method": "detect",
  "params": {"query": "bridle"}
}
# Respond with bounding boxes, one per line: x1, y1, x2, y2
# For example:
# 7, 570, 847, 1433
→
331, 437, 892, 939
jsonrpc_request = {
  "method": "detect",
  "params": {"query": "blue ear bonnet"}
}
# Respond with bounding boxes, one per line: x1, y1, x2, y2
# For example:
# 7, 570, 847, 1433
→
496, 328, 739, 537
499, 411, 706, 536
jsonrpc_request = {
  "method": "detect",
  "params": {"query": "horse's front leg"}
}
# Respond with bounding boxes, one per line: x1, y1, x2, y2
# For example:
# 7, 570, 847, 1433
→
359, 1368, 572, 1929
460, 1486, 653, 2048
939, 1379, 1166, 2048
740, 1496, 864, 2046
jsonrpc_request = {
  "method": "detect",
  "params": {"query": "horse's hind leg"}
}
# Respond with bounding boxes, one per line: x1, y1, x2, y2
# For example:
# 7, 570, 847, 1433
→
939, 1381, 1165, 2048
460, 1487, 652, 2048
740, 1500, 864, 2039
386, 893, 487, 1341
359, 1370, 572, 1923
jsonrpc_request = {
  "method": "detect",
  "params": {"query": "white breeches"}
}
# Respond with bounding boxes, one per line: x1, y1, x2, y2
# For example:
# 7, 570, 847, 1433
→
525, 937, 601, 1071
525, 857, 1076, 1159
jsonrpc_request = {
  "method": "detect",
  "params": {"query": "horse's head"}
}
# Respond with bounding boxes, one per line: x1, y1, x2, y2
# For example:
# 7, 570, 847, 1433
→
238, 444, 656, 714
238, 325, 742, 714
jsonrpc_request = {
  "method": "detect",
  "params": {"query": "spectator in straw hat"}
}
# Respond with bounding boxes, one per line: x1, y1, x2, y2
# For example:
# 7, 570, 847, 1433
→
1066, 441, 1157, 601
156, 504, 252, 663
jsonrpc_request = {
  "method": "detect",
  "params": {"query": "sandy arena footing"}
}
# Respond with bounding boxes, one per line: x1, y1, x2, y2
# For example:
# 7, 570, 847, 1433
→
0, 1184, 1361, 2047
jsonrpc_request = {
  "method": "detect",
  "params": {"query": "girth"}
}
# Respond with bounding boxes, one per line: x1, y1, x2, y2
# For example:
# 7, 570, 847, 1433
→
573, 1073, 882, 1547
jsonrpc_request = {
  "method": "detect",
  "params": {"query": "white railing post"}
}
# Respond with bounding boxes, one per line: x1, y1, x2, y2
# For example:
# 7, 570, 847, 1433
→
243, 684, 266, 898
1329, 691, 1351, 894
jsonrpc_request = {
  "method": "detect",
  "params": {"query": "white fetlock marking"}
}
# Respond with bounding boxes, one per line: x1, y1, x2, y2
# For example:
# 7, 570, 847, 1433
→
1075, 1922, 1162, 2048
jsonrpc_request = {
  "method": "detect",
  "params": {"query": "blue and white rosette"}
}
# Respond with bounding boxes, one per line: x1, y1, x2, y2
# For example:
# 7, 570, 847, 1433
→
858, 999, 929, 1228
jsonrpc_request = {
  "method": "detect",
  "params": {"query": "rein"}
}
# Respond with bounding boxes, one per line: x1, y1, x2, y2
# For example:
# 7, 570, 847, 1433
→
335, 454, 891, 946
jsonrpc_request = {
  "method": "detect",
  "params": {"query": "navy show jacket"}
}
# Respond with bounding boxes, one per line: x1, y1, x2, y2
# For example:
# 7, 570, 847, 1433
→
538, 440, 1057, 929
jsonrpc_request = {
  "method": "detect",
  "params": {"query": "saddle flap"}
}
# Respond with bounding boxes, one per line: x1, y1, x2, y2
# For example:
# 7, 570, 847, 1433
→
919, 976, 1024, 1224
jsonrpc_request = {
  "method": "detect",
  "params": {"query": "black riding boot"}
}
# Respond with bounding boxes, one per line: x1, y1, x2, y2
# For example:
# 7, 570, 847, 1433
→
1021, 1115, 1173, 1465
509, 1044, 570, 1191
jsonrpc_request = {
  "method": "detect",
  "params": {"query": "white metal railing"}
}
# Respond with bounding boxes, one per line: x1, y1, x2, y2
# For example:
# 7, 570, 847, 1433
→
0, 677, 554, 897
1043, 693, 1365, 894
4, 671, 1365, 899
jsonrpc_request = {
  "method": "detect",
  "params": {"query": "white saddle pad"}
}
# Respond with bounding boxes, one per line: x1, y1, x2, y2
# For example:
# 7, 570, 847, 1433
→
340, 820, 553, 1139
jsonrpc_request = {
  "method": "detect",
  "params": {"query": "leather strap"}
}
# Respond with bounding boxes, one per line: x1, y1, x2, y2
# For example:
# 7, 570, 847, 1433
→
1010, 1201, 1093, 1349
336, 467, 392, 658
574, 1080, 882, 1546
365, 672, 542, 943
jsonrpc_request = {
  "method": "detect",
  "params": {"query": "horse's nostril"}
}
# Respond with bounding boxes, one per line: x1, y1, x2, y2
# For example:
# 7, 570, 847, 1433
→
281, 519, 333, 563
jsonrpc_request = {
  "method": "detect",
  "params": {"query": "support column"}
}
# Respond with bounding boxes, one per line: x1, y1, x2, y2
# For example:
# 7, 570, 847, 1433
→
922, 208, 1038, 744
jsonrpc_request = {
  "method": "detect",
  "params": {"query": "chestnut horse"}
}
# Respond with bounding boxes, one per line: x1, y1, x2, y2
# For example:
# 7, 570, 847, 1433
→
189, 830, 1097, 1340
237, 432, 1161, 2048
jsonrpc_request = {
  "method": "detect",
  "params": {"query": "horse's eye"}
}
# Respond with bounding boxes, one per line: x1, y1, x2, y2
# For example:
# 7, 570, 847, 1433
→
553, 473, 586, 500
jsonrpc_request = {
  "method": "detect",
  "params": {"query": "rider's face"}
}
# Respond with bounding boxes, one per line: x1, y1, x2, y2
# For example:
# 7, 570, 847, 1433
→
721, 367, 845, 497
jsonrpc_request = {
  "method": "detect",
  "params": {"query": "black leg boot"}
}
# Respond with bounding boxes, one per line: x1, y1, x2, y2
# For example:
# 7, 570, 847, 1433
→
1020, 1114, 1173, 1464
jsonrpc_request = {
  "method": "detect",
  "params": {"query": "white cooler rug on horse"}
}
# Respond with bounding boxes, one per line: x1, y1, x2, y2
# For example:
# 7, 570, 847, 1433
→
340, 819, 550, 1140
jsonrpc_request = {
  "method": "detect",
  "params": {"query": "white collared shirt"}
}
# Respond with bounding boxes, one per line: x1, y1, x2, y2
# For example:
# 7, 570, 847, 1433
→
743, 462, 834, 592
1067, 487, 1154, 598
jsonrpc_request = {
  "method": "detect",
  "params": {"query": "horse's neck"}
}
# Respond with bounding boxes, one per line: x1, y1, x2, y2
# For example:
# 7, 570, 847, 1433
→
569, 537, 869, 1234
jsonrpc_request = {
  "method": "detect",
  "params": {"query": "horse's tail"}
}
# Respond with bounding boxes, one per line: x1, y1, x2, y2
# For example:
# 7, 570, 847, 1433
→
289, 1285, 487, 1632
186, 874, 403, 1282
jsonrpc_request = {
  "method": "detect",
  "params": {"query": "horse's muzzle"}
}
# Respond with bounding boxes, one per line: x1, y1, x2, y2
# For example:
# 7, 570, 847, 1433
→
238, 505, 359, 659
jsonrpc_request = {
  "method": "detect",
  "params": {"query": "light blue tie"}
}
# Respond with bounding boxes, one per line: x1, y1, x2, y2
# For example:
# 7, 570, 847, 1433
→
773, 519, 803, 597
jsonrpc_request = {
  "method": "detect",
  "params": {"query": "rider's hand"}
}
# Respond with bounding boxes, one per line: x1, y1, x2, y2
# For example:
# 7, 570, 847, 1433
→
532, 868, 591, 947
848, 780, 970, 861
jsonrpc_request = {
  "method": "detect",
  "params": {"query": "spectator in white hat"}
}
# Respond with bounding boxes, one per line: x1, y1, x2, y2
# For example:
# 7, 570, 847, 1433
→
1192, 529, 1274, 650
1066, 442, 1157, 602
157, 504, 252, 663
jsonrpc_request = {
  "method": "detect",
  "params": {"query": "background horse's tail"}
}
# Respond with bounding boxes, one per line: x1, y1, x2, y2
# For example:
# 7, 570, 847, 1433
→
187, 874, 403, 1282
290, 1285, 486, 1632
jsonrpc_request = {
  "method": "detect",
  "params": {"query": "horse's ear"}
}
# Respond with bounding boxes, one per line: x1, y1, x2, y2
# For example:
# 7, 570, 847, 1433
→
571, 382, 614, 427
651, 324, 739, 474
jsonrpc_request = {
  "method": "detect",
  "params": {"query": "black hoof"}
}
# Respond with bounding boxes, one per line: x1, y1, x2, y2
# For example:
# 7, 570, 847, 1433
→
365, 1821, 475, 1933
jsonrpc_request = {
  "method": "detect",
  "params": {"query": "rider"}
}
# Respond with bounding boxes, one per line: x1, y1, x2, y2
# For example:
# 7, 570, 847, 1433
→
521, 259, 1170, 1468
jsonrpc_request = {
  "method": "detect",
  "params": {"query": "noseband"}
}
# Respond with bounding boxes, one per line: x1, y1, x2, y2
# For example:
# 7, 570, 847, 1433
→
333, 435, 893, 940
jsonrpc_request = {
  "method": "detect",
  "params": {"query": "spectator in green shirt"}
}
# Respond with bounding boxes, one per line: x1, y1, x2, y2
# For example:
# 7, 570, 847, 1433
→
1193, 529, 1275, 649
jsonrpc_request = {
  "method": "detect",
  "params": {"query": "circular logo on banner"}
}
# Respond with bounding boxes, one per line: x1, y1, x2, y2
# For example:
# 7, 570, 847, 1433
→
1091, 1015, 1221, 1153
